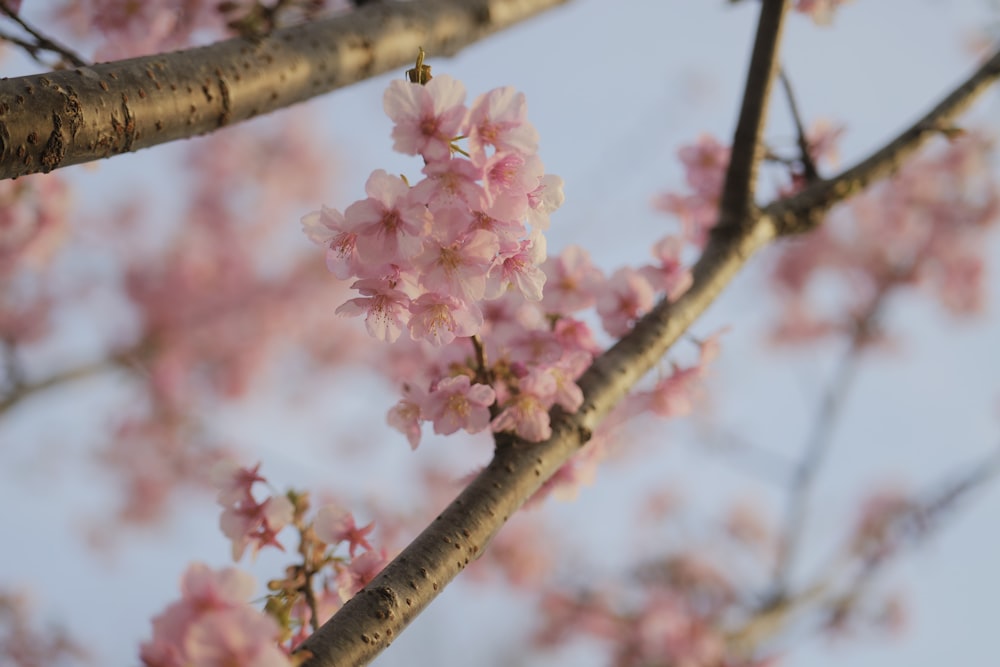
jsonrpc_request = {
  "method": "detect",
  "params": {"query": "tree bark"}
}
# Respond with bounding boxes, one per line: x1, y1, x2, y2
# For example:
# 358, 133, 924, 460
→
0, 0, 570, 180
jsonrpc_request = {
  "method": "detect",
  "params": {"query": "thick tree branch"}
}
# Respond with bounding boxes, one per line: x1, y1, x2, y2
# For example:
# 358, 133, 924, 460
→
0, 0, 569, 180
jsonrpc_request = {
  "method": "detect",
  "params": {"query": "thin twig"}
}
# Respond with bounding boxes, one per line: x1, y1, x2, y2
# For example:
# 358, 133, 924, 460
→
0, 356, 121, 414
0, 1, 88, 67
730, 446, 1000, 656
769, 286, 890, 592
779, 67, 820, 181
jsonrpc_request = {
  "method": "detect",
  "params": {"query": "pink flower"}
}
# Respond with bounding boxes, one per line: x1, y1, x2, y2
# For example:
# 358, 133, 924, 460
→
481, 151, 544, 206
335, 277, 411, 342
210, 461, 265, 508
485, 232, 547, 302
467, 87, 539, 161
678, 134, 730, 197
553, 317, 602, 355
526, 174, 565, 231
407, 293, 483, 345
470, 202, 529, 244
424, 375, 496, 435
345, 170, 429, 264
211, 461, 293, 561
795, 0, 853, 24
492, 371, 556, 442
219, 494, 294, 561
416, 229, 499, 302
541, 246, 605, 314
387, 383, 427, 449
654, 191, 719, 248
383, 75, 468, 162
301, 205, 362, 280
412, 157, 486, 212
336, 550, 389, 602
141, 563, 290, 667
640, 235, 693, 300
314, 505, 375, 557
596, 267, 656, 337
183, 608, 290, 667
548, 351, 591, 412
644, 365, 700, 418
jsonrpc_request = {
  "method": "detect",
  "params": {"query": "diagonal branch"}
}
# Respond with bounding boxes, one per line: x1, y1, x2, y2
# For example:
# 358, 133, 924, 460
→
0, 0, 570, 180
767, 47, 1000, 235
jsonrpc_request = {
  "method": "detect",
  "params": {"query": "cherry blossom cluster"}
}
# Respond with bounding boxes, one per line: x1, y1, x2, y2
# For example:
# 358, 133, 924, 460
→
213, 464, 386, 646
367, 128, 722, 448
303, 74, 563, 347
303, 73, 719, 452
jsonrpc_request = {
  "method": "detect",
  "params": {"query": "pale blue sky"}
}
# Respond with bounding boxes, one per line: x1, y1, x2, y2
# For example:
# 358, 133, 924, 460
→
2, 1, 999, 666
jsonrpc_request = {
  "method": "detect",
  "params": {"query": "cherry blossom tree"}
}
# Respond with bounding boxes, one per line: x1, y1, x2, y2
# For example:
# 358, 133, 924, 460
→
1, 1, 999, 666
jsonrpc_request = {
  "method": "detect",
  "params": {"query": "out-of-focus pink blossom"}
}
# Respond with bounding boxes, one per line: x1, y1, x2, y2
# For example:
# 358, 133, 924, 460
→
640, 235, 693, 300
596, 267, 656, 337
213, 462, 293, 561
541, 246, 605, 314
491, 371, 556, 442
314, 505, 376, 557
387, 383, 428, 450
679, 134, 730, 196
335, 550, 389, 602
794, 0, 853, 24
140, 563, 290, 667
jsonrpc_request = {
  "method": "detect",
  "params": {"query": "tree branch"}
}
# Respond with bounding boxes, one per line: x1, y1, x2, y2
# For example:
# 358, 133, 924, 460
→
0, 1, 89, 68
767, 47, 1000, 235
778, 67, 819, 181
0, 0, 570, 180
713, 0, 789, 239
0, 356, 121, 414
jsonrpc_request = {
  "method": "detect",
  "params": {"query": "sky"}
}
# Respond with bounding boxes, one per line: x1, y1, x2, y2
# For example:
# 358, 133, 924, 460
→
2, 1, 1000, 666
